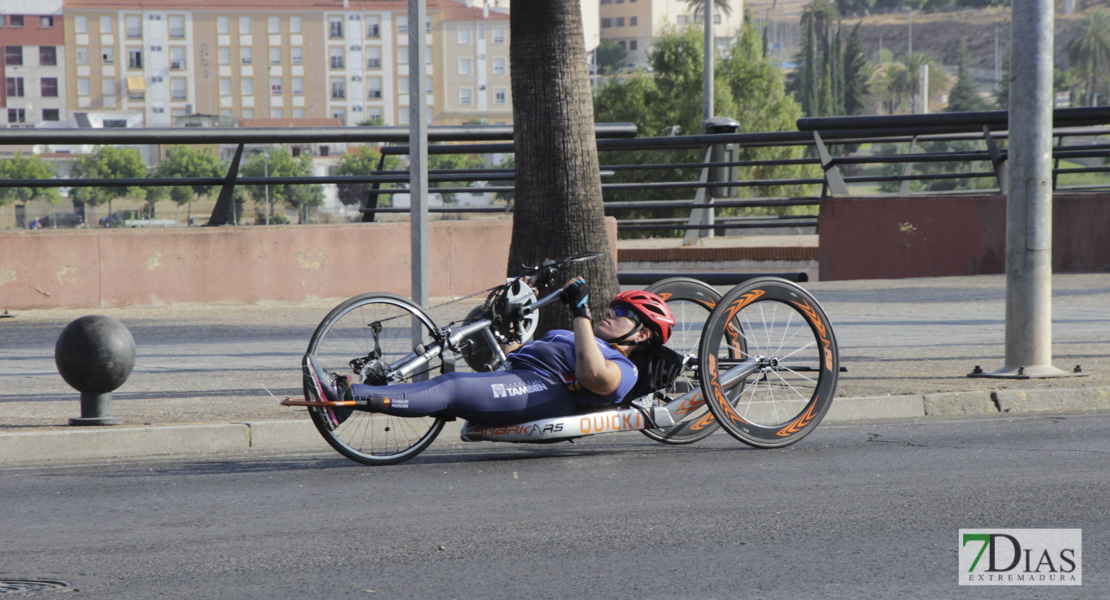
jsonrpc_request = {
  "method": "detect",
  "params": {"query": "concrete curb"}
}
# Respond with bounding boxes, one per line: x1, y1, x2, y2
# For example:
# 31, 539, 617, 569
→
2, 388, 1108, 466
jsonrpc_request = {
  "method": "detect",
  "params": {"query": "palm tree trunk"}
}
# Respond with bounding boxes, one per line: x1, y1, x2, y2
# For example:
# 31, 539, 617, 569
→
508, 0, 619, 331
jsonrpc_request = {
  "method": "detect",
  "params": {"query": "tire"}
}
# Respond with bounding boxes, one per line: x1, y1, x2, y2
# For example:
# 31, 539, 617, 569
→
305, 293, 446, 465
697, 277, 839, 448
639, 277, 725, 445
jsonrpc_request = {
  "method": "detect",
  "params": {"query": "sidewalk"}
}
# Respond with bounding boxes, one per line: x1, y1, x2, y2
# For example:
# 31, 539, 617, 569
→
2, 272, 1108, 465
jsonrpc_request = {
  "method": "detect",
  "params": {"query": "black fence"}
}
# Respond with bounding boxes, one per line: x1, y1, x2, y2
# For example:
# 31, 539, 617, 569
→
3, 107, 1110, 233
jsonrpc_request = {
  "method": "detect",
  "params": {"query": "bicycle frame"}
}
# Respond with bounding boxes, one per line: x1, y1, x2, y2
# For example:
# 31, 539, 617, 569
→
460, 357, 758, 444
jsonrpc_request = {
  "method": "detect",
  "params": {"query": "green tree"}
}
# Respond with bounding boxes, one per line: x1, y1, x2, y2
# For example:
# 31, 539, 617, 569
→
843, 23, 870, 115
1066, 9, 1110, 107
239, 147, 322, 224
428, 148, 485, 205
357, 116, 386, 127
595, 21, 818, 234
946, 41, 988, 112
69, 146, 148, 222
333, 145, 402, 215
0, 153, 61, 207
155, 146, 223, 224
684, 0, 733, 20
595, 40, 627, 74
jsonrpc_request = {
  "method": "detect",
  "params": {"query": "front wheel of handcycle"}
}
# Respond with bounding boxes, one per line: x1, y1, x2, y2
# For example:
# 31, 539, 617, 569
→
698, 277, 839, 448
305, 293, 447, 465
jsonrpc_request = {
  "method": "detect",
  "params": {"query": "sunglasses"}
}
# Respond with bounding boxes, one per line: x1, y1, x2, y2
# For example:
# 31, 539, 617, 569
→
607, 306, 641, 325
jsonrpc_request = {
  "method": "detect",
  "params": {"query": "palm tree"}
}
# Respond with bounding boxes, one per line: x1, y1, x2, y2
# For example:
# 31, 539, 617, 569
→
903, 52, 947, 113
1066, 9, 1110, 106
508, 0, 619, 330
684, 0, 733, 20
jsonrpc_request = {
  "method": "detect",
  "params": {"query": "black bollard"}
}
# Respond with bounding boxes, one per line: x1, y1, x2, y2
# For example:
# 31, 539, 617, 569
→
55, 315, 136, 426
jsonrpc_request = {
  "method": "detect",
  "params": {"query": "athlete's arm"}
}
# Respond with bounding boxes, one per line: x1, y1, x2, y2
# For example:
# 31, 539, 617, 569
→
572, 315, 623, 395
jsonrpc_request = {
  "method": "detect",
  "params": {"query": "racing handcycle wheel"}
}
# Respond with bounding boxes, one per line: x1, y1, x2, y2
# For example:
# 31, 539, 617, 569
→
304, 293, 447, 465
697, 277, 839, 448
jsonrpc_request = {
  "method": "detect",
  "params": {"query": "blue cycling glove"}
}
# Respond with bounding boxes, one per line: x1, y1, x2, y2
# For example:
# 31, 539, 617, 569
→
561, 279, 591, 320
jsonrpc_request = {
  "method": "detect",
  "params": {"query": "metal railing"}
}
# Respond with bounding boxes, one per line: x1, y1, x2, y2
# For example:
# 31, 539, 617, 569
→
4, 107, 1110, 233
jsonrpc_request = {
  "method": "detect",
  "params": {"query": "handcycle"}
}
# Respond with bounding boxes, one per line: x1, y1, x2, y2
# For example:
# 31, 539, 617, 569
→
282, 254, 840, 465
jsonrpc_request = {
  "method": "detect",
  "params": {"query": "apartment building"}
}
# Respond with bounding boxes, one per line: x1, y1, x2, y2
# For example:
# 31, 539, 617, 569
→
1, 0, 68, 128
599, 0, 745, 69
55, 0, 510, 129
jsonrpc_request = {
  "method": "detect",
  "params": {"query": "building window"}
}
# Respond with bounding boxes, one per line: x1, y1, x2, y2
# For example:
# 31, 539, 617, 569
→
40, 16, 55, 28
217, 16, 230, 34
459, 57, 472, 75
293, 108, 305, 118
459, 88, 472, 105
330, 47, 344, 69
493, 57, 506, 75
616, 17, 624, 27
331, 78, 346, 99
169, 15, 185, 38
630, 16, 638, 26
103, 77, 117, 96
76, 47, 90, 65
170, 47, 186, 69
5, 77, 24, 97
40, 46, 57, 66
630, 40, 638, 50
102, 47, 115, 64
458, 27, 471, 45
10, 15, 24, 27
100, 15, 113, 33
618, 41, 626, 50
271, 107, 283, 118
218, 47, 230, 65
366, 47, 381, 68
8, 109, 26, 123
329, 16, 343, 38
292, 77, 304, 95
241, 47, 252, 64
492, 27, 505, 43
366, 16, 380, 38
4, 46, 22, 66
242, 108, 254, 119
270, 47, 281, 65
75, 15, 88, 33
494, 88, 506, 104
368, 84, 382, 99
128, 48, 143, 69
126, 15, 142, 38
332, 108, 346, 125
290, 16, 302, 34
271, 77, 282, 95
239, 16, 252, 35
41, 77, 58, 97
219, 77, 231, 95
291, 47, 303, 65
241, 77, 254, 95
397, 17, 407, 33
601, 18, 612, 28
268, 16, 280, 34
43, 109, 60, 121
77, 78, 90, 95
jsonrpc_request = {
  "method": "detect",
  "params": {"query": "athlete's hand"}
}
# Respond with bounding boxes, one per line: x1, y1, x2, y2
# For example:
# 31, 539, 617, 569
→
560, 277, 591, 319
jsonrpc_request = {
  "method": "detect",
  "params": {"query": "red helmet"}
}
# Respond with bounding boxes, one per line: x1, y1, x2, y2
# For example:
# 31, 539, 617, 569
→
610, 290, 676, 344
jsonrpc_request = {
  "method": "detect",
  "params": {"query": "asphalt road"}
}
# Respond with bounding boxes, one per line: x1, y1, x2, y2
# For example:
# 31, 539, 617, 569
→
3, 413, 1107, 599
3, 273, 1109, 430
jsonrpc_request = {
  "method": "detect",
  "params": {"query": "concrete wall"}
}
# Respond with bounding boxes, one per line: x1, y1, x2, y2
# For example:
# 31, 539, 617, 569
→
819, 193, 1110, 281
0, 219, 619, 309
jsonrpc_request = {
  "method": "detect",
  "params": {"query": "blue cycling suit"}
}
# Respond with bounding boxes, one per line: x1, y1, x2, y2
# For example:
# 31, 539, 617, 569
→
347, 329, 638, 426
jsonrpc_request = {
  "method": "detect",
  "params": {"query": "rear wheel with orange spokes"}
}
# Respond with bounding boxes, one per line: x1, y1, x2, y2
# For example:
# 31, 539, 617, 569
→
697, 278, 839, 448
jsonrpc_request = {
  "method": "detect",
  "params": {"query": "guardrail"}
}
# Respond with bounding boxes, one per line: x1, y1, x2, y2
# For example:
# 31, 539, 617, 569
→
4, 107, 1110, 233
